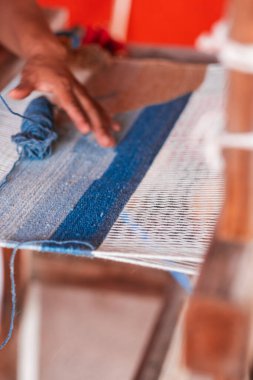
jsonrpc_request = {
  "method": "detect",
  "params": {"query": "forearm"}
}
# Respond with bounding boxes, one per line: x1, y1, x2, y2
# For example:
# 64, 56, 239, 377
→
0, 0, 66, 59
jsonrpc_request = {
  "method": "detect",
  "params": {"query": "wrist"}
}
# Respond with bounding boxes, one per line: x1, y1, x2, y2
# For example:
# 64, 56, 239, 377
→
23, 37, 68, 61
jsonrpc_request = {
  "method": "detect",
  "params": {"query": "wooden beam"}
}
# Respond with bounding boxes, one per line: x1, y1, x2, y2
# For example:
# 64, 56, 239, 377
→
185, 0, 253, 377
134, 281, 186, 380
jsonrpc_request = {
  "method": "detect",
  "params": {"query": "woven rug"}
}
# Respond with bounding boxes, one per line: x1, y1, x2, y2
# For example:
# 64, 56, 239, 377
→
0, 57, 225, 275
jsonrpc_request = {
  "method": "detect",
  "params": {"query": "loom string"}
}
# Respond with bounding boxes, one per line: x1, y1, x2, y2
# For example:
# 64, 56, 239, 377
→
0, 246, 17, 350
0, 239, 94, 350
0, 94, 36, 124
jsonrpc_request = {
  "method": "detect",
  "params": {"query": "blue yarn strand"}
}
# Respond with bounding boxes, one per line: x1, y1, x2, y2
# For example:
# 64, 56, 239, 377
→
0, 247, 17, 350
0, 94, 33, 120
0, 239, 94, 351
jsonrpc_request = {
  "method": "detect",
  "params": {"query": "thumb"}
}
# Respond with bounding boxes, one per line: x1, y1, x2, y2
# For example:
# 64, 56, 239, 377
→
9, 82, 33, 100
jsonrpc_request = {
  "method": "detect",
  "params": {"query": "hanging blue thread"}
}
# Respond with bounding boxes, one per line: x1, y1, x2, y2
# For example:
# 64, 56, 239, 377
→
0, 239, 94, 351
0, 95, 28, 118
11, 96, 57, 160
0, 246, 17, 350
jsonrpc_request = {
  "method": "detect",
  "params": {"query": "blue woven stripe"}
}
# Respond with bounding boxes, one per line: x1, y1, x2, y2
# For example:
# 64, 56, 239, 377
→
51, 94, 191, 249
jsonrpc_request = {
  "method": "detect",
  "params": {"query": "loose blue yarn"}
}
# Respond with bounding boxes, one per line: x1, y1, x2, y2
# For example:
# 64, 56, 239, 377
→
0, 247, 17, 350
0, 239, 94, 350
11, 96, 57, 160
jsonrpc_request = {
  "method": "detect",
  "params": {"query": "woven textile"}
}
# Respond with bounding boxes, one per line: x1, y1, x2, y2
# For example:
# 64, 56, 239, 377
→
0, 60, 225, 274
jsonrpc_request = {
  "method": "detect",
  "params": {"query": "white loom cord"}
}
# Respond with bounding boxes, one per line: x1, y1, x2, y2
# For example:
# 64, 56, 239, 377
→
220, 132, 253, 150
197, 19, 253, 74
196, 20, 228, 55
219, 41, 253, 74
194, 111, 253, 172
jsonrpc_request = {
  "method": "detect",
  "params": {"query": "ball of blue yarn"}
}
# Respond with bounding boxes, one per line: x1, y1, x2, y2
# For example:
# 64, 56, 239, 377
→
11, 96, 57, 160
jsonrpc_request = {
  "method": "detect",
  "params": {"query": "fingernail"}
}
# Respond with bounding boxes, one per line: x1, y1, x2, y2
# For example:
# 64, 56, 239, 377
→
81, 123, 90, 134
113, 123, 121, 131
101, 135, 115, 147
8, 90, 15, 97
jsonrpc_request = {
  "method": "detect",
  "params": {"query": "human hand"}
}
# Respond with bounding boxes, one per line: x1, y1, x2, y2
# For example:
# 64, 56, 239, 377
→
9, 55, 119, 147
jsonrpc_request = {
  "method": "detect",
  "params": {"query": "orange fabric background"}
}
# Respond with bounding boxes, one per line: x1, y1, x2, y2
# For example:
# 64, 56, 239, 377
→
40, 0, 114, 29
39, 0, 225, 46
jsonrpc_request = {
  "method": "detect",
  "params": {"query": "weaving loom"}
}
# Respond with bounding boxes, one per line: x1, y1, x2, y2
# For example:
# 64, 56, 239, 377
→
1, 1, 253, 378
0, 60, 225, 276
2, 1, 253, 377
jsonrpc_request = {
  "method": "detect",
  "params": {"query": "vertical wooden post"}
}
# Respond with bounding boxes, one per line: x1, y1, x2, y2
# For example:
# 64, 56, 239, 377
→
185, 0, 253, 377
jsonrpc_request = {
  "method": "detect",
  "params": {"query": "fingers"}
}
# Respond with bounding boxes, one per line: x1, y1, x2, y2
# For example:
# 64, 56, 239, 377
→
9, 81, 34, 100
9, 60, 120, 148
56, 88, 91, 135
74, 83, 118, 147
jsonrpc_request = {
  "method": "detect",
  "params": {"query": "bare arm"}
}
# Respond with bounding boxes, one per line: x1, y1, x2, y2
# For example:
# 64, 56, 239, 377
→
0, 0, 118, 147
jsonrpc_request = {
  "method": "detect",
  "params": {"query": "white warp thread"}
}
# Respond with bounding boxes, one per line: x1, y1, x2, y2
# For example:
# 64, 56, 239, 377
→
196, 20, 229, 55
211, 131, 253, 170
195, 111, 253, 171
220, 131, 253, 149
219, 41, 253, 74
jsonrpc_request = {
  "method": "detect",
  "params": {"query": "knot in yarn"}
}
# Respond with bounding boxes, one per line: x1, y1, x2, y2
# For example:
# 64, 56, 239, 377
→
12, 96, 57, 160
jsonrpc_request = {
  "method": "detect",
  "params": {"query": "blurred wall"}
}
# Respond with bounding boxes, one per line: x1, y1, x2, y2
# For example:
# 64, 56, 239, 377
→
39, 0, 225, 46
